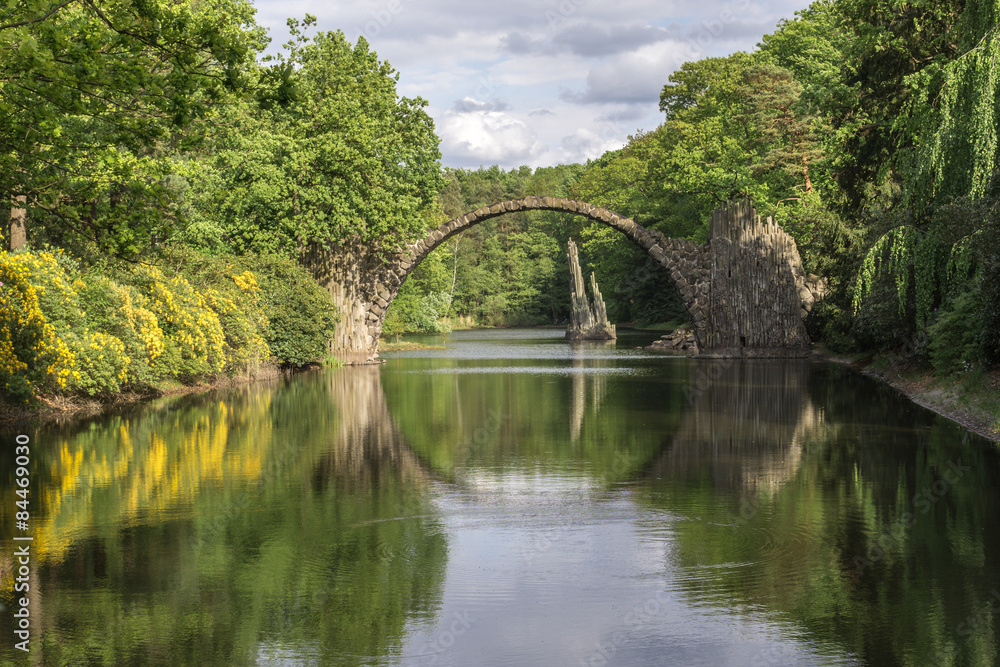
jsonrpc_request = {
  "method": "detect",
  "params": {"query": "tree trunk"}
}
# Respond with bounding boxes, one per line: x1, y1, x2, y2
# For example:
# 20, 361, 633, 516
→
801, 154, 812, 193
10, 195, 27, 250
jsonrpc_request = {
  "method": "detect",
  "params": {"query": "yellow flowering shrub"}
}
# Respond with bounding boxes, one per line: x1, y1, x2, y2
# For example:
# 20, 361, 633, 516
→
67, 330, 131, 396
0, 252, 78, 401
133, 266, 226, 380
204, 282, 270, 374
12, 250, 86, 332
80, 276, 164, 385
232, 270, 260, 294
1, 245, 329, 404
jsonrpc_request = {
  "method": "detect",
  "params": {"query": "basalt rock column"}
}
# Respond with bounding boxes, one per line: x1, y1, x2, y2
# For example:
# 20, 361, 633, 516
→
302, 240, 397, 365
566, 238, 616, 341
702, 201, 812, 357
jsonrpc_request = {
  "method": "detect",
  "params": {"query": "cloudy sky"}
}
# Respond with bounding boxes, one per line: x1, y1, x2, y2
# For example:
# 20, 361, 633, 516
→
250, 0, 810, 170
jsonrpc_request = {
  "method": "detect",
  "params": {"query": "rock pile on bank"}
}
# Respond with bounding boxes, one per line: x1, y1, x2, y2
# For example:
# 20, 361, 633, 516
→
646, 328, 699, 355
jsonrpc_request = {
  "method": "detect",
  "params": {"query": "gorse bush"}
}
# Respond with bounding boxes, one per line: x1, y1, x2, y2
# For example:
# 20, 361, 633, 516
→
203, 272, 271, 375
0, 252, 76, 401
0, 247, 340, 404
79, 276, 165, 385
0, 251, 135, 399
153, 246, 339, 368
129, 265, 228, 382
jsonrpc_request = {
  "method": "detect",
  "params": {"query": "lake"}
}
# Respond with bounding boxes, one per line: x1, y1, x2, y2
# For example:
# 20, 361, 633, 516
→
2, 328, 999, 666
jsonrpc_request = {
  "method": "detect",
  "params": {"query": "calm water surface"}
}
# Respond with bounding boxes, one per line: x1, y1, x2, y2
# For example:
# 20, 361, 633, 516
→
2, 328, 1000, 666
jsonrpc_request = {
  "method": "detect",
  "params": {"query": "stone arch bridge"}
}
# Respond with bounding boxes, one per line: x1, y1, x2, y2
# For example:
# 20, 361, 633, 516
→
304, 197, 826, 364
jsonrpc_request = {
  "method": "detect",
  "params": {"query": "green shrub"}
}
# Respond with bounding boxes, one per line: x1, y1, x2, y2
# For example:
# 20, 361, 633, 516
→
980, 215, 1000, 365
927, 289, 985, 375
147, 246, 271, 373
807, 299, 857, 353
243, 255, 340, 366
204, 283, 271, 374
79, 276, 164, 386
23, 252, 134, 396
67, 330, 131, 396
852, 276, 916, 352
153, 245, 338, 367
382, 307, 405, 342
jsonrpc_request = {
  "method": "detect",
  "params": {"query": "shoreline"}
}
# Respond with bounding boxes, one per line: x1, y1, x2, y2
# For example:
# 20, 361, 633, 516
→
6, 339, 997, 445
0, 363, 318, 426
812, 346, 1000, 444
379, 340, 447, 352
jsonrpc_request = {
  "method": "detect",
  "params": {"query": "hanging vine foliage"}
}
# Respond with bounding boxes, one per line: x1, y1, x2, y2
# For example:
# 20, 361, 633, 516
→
905, 0, 1000, 203
852, 226, 917, 315
853, 197, 996, 331
853, 0, 1000, 331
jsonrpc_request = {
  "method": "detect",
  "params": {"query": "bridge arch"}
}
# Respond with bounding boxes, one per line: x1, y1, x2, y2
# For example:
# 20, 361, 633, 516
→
393, 195, 708, 330
305, 198, 821, 364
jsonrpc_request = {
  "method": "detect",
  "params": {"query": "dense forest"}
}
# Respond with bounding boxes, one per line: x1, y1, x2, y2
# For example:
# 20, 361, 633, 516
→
2, 0, 999, 404
398, 0, 1000, 379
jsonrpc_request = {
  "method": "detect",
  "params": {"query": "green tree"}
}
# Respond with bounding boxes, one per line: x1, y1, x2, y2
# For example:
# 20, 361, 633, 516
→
202, 17, 445, 257
739, 64, 824, 195
830, 0, 965, 211
569, 137, 687, 324
418, 165, 575, 327
851, 1, 1000, 364
0, 0, 265, 256
903, 0, 1000, 203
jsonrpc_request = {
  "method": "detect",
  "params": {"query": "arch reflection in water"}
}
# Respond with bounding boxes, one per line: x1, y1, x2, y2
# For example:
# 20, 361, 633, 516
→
6, 329, 1000, 666
647, 360, 826, 495
0, 368, 448, 666
636, 360, 1000, 667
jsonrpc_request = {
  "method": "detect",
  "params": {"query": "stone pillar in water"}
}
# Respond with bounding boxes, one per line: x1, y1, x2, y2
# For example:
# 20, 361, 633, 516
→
566, 238, 616, 340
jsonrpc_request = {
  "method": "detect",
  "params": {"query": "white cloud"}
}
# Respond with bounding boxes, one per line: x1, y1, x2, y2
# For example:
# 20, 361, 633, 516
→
561, 40, 691, 105
452, 97, 512, 113
558, 128, 623, 162
251, 0, 812, 169
439, 107, 545, 167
